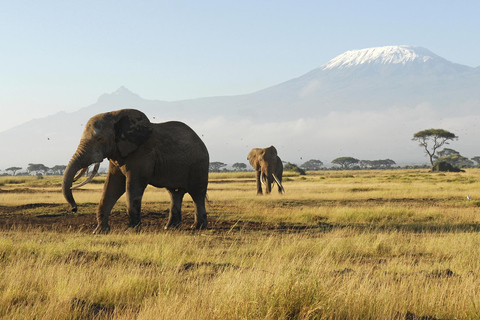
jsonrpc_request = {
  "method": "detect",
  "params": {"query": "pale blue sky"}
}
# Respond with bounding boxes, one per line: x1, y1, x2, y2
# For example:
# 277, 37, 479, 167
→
1, 0, 479, 132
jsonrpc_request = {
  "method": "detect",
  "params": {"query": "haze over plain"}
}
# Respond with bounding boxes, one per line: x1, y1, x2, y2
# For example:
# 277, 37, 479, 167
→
1, 2, 479, 169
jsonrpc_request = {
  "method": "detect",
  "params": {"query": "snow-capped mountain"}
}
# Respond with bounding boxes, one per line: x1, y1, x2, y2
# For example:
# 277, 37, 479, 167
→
322, 46, 447, 69
247, 45, 480, 118
1, 45, 480, 169
317, 45, 473, 78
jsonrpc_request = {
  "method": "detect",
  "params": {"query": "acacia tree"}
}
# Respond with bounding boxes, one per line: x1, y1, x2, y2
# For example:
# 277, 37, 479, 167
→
6, 167, 22, 175
412, 129, 458, 169
331, 157, 359, 169
51, 165, 67, 175
284, 162, 306, 175
232, 163, 247, 171
27, 163, 49, 175
300, 159, 323, 171
434, 148, 473, 168
436, 148, 459, 158
360, 159, 396, 169
472, 156, 480, 166
209, 162, 227, 172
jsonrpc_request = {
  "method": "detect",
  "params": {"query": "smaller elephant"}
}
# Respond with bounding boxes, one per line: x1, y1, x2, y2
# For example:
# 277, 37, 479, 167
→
247, 146, 285, 195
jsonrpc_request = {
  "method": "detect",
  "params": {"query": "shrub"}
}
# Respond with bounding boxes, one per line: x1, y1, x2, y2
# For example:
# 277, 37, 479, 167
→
432, 161, 464, 172
284, 162, 306, 175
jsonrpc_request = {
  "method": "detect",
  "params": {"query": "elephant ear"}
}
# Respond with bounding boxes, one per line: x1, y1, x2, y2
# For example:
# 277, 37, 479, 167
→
248, 148, 263, 169
267, 145, 278, 157
114, 112, 152, 157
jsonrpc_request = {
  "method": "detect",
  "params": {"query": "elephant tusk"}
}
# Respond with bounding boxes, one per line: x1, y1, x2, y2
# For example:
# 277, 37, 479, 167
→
71, 162, 101, 190
73, 167, 88, 182
260, 172, 267, 185
272, 173, 285, 194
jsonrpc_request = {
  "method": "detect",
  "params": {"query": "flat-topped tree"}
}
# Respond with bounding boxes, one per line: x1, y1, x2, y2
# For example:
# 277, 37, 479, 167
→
331, 157, 359, 169
412, 129, 458, 169
6, 167, 22, 175
232, 163, 247, 171
300, 159, 324, 171
27, 163, 49, 175
209, 162, 227, 172
471, 156, 480, 166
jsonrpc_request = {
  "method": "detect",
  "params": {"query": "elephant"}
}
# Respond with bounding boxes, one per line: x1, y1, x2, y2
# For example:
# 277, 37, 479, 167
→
62, 108, 209, 233
247, 146, 285, 195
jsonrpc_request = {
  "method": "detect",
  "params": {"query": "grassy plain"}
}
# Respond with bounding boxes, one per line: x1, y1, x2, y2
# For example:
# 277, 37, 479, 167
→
1, 169, 480, 319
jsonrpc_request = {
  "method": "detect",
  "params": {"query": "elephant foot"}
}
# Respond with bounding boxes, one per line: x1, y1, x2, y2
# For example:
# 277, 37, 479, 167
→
125, 223, 142, 233
93, 224, 110, 234
164, 221, 182, 230
191, 221, 208, 230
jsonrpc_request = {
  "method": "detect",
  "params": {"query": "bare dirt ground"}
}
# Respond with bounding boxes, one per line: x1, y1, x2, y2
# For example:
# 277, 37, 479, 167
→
2, 198, 479, 235
0, 202, 332, 234
0, 203, 216, 233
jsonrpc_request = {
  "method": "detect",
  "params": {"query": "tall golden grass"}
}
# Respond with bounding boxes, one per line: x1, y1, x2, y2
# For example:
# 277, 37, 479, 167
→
1, 169, 480, 319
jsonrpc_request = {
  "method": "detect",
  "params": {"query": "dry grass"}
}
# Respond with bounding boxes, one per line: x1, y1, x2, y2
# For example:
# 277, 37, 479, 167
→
1, 169, 480, 319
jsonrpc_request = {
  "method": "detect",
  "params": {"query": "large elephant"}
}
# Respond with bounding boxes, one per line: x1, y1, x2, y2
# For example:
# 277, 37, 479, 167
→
247, 146, 285, 195
62, 109, 209, 233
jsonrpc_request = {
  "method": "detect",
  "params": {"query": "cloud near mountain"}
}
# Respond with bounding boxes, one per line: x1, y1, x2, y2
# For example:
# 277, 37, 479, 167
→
1, 45, 480, 170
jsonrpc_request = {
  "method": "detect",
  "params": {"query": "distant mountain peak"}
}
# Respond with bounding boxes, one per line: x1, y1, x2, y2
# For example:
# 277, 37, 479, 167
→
321, 45, 444, 70
112, 86, 136, 96
96, 86, 142, 106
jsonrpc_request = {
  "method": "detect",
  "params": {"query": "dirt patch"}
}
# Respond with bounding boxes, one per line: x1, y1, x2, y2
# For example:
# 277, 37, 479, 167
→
0, 188, 37, 194
0, 199, 472, 234
0, 203, 327, 234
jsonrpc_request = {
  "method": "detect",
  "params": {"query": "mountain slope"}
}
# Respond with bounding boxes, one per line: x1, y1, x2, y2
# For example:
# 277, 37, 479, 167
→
248, 45, 480, 117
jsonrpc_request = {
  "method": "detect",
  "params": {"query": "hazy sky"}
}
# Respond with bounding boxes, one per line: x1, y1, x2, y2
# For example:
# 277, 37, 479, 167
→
1, 0, 479, 133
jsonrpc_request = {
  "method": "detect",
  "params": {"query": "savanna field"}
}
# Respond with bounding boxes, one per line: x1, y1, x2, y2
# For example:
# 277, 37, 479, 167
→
1, 169, 480, 319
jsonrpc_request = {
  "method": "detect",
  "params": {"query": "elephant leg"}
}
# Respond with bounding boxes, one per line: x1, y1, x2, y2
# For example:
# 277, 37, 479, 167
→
165, 188, 185, 229
255, 171, 263, 195
277, 183, 283, 194
95, 166, 126, 234
191, 191, 208, 230
265, 181, 272, 194
125, 177, 147, 231
264, 176, 273, 194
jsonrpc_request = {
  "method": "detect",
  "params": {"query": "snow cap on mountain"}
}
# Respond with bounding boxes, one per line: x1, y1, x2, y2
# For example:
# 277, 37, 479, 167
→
321, 45, 443, 70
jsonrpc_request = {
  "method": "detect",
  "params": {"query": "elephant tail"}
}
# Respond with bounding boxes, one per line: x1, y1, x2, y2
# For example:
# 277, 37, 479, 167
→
272, 173, 285, 194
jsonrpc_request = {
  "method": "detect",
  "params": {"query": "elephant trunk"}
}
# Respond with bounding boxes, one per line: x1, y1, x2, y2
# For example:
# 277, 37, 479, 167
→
62, 141, 95, 212
63, 159, 81, 213
261, 168, 274, 194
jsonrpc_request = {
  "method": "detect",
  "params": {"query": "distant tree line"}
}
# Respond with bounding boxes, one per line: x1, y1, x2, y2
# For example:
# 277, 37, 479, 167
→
206, 150, 480, 173
206, 128, 480, 173
0, 164, 67, 176
3, 128, 479, 176
3, 150, 480, 177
